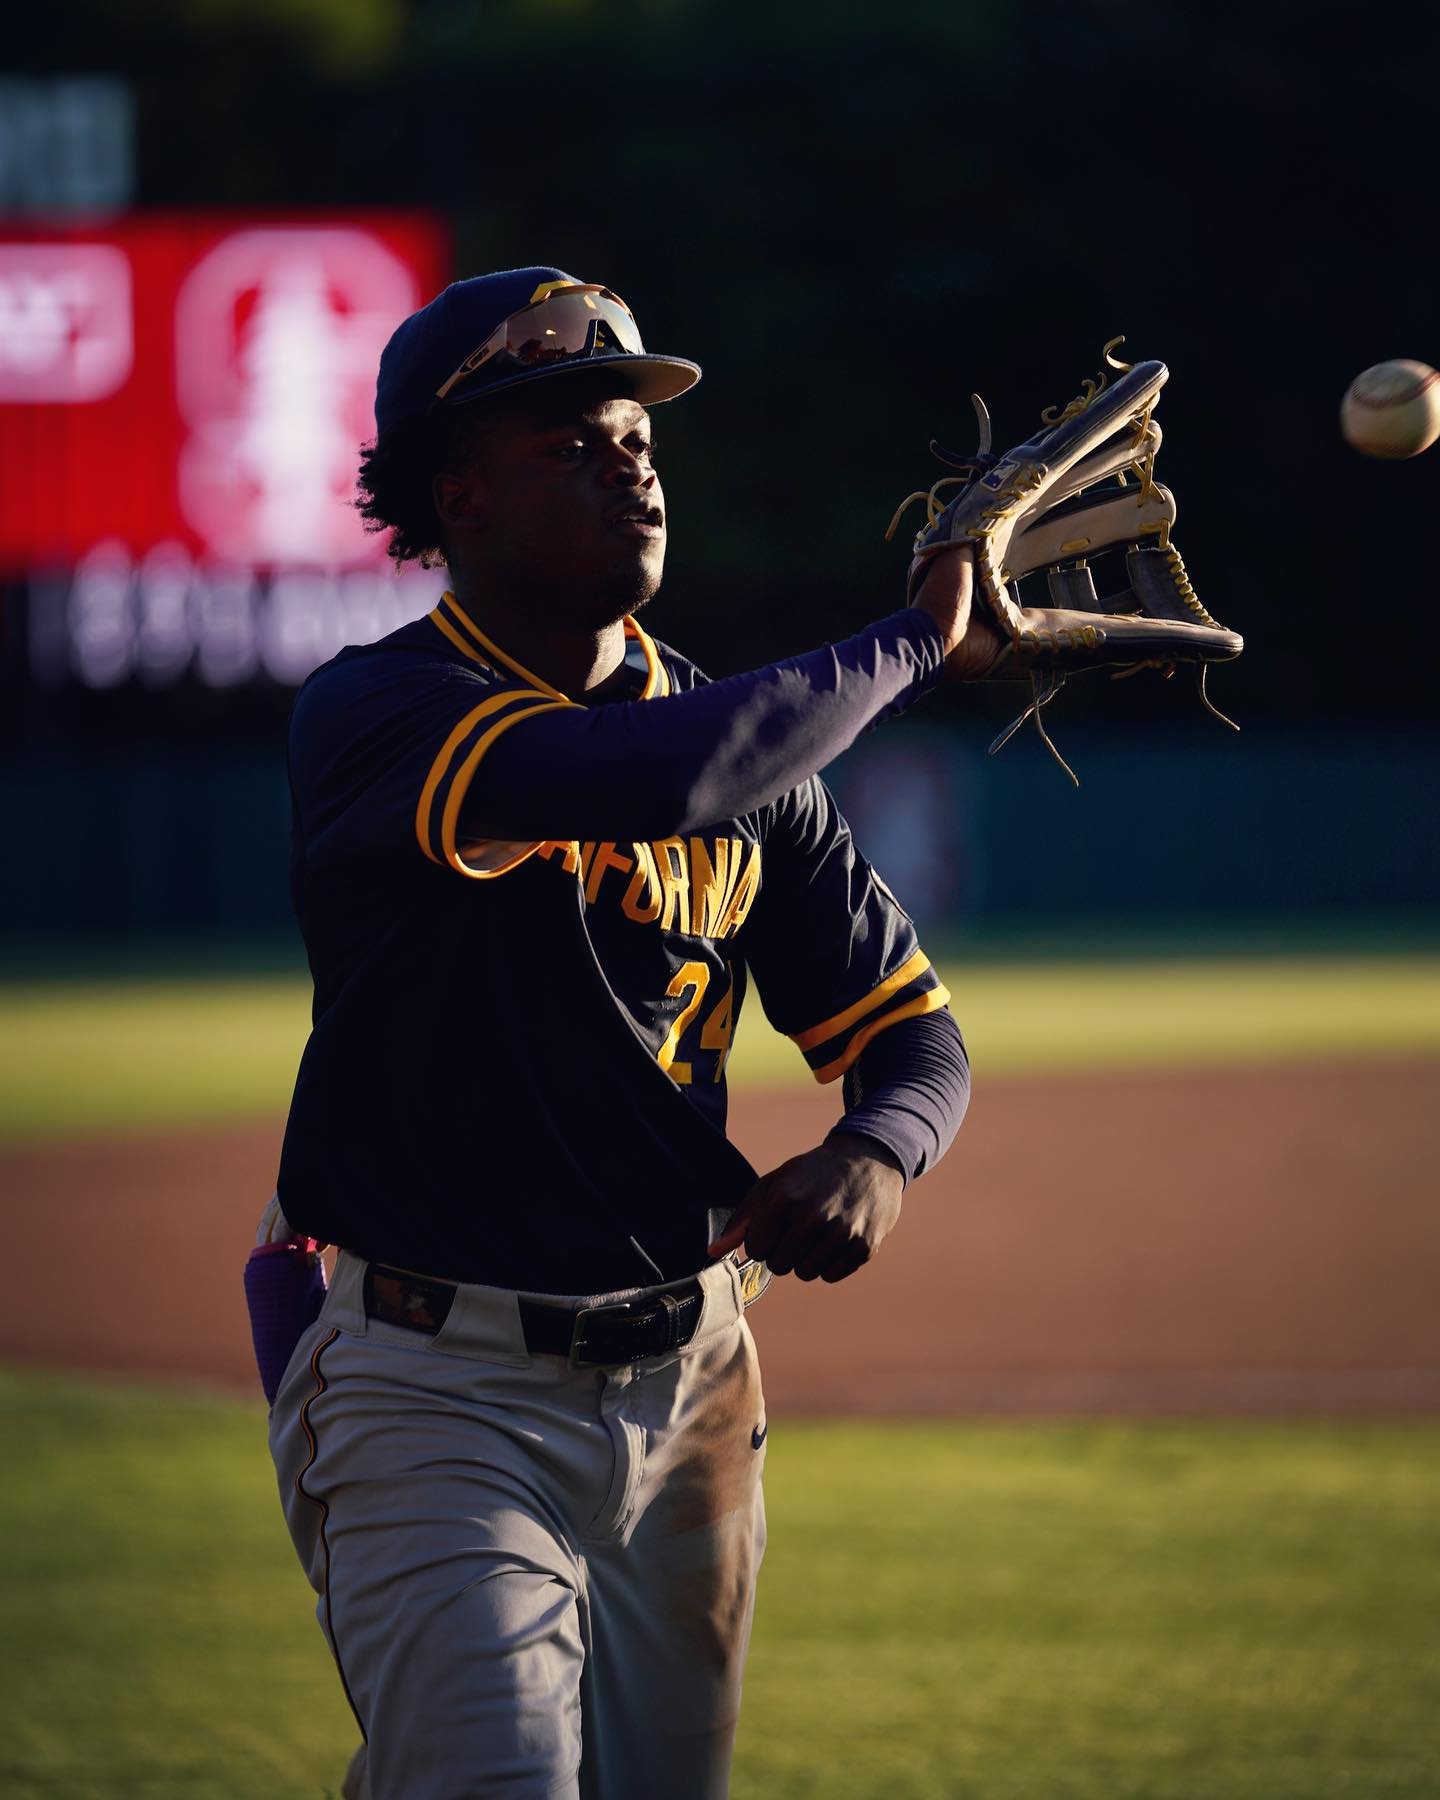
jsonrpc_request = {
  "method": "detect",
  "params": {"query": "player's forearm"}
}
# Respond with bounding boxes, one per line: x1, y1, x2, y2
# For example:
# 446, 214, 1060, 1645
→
466, 608, 947, 842
830, 1008, 970, 1184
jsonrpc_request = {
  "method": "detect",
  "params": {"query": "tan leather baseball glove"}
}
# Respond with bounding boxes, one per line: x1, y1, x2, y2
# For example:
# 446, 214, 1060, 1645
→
889, 342, 1243, 783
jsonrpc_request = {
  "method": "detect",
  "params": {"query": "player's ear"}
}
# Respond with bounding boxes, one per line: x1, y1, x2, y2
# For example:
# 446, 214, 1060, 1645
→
434, 469, 487, 532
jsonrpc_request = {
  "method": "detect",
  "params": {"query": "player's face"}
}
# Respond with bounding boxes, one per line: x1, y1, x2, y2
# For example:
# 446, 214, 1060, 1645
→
440, 380, 666, 626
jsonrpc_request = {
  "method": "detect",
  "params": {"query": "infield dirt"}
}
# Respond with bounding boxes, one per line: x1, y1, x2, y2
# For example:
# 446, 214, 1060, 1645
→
4, 1060, 1438, 1413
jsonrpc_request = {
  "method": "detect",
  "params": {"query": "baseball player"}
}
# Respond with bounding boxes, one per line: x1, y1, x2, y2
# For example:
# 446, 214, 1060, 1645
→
258, 267, 975, 1800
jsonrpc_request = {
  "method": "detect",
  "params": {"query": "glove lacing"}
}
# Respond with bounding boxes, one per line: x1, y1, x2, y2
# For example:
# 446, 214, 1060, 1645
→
887, 339, 1239, 781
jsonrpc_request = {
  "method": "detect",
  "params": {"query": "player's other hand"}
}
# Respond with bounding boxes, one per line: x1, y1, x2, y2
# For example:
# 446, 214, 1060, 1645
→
707, 1134, 904, 1283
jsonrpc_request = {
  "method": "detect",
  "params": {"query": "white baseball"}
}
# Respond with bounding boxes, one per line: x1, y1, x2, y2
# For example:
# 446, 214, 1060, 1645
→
1340, 359, 1440, 459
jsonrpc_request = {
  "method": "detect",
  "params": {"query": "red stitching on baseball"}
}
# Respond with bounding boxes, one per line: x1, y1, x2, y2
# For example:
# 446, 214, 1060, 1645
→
1349, 369, 1439, 409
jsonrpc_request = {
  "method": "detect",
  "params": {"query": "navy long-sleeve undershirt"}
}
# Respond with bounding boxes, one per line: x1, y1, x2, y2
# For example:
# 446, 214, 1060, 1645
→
834, 1009, 970, 1185
468, 607, 948, 843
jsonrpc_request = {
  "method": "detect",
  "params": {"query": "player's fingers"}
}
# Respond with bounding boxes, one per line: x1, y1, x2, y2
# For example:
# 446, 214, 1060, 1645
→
708, 1172, 782, 1258
819, 1239, 870, 1284
739, 1204, 787, 1266
731, 1176, 802, 1264
793, 1220, 851, 1282
706, 1202, 753, 1259
760, 1206, 826, 1277
760, 1229, 803, 1277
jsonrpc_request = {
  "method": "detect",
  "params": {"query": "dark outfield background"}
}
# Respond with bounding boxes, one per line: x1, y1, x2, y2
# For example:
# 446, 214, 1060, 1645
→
4, 9, 1440, 1799
2, 0, 1439, 952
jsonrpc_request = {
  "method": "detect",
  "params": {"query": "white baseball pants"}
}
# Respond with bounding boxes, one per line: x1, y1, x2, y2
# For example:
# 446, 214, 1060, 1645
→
268, 1250, 768, 1799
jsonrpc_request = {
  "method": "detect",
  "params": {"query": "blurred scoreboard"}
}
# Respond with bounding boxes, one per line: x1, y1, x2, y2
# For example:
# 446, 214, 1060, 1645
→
0, 212, 450, 689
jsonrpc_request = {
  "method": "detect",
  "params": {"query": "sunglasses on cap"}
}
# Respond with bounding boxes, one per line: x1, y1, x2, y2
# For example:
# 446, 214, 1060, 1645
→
434, 282, 646, 403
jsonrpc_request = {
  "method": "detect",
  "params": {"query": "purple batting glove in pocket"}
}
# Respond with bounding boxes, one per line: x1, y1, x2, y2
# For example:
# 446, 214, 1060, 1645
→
244, 1238, 328, 1405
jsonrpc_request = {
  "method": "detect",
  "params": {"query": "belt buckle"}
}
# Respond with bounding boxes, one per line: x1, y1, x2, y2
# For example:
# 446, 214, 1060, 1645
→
567, 1297, 635, 1370
568, 1290, 687, 1369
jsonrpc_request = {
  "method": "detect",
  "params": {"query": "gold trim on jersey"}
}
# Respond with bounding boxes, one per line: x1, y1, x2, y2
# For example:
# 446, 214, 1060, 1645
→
450, 836, 555, 879
626, 617, 669, 698
790, 948, 932, 1053
419, 596, 672, 877
810, 984, 953, 1085
438, 592, 670, 701
414, 690, 553, 865
441, 594, 569, 698
426, 606, 490, 666
441, 701, 572, 878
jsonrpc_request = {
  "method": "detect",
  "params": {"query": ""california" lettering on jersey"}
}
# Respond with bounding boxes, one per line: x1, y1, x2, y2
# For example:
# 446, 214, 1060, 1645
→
534, 835, 761, 940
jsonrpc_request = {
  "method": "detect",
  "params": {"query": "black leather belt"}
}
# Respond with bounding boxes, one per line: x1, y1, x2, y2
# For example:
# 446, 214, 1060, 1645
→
362, 1262, 753, 1368
520, 1286, 704, 1366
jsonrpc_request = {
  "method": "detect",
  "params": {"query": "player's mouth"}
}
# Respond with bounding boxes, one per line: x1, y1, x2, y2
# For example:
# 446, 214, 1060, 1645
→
609, 502, 664, 537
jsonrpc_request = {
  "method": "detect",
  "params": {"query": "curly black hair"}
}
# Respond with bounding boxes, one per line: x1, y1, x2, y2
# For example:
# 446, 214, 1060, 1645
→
355, 410, 486, 568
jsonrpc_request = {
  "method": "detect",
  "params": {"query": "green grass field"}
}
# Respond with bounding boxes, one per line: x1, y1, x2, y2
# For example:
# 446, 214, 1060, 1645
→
2, 1370, 1437, 1799
3, 953, 1439, 1143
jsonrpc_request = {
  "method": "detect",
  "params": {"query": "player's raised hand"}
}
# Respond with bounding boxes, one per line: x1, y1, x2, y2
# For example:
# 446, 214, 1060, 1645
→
910, 544, 1010, 680
911, 541, 972, 652
707, 1133, 904, 1283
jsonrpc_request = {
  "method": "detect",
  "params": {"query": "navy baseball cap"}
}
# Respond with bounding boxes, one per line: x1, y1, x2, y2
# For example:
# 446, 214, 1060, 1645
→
374, 266, 701, 440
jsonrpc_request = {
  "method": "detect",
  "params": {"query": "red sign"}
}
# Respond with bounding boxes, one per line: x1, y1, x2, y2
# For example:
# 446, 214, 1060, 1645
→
0, 212, 450, 572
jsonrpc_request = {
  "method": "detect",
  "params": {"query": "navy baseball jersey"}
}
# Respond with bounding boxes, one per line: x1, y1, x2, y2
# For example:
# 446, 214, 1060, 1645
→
278, 591, 950, 1292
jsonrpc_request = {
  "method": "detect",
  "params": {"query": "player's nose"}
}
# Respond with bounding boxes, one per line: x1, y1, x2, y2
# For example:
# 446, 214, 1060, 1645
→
600, 445, 656, 489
